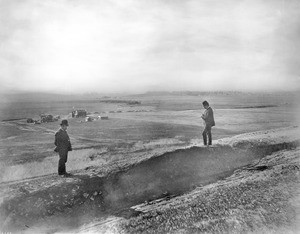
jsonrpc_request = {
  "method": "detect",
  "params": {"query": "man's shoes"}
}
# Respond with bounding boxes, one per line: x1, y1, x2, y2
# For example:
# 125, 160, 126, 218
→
64, 172, 72, 177
59, 172, 72, 177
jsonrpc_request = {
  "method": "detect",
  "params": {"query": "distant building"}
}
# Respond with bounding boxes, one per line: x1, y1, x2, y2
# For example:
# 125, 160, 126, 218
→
27, 118, 34, 123
40, 114, 54, 123
72, 110, 87, 118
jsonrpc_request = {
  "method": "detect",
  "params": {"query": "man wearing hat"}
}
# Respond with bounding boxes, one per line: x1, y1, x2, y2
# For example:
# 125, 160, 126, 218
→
54, 119, 72, 176
201, 100, 215, 146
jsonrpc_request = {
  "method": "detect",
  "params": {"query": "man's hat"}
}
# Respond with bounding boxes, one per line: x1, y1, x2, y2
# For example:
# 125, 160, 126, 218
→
60, 119, 69, 126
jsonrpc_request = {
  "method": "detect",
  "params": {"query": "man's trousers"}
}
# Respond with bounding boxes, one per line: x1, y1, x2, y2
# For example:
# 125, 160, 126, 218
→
202, 125, 212, 145
58, 149, 68, 175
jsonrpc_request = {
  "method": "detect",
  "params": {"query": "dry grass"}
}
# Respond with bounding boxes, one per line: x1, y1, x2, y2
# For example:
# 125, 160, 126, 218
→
1, 128, 299, 233
119, 148, 300, 234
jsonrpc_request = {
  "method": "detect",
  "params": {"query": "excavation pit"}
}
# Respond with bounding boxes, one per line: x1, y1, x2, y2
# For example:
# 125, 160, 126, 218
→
1, 141, 299, 232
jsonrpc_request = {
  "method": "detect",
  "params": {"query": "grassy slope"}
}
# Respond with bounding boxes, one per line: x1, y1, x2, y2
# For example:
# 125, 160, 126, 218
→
77, 127, 300, 234
0, 128, 299, 233
118, 148, 300, 234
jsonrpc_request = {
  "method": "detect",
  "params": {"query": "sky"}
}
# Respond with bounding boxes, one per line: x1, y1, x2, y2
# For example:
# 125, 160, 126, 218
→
0, 0, 300, 94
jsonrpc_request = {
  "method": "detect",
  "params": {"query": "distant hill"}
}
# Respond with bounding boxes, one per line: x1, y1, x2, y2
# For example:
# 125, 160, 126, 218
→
132, 90, 297, 97
2, 90, 296, 103
133, 91, 254, 97
1, 91, 104, 103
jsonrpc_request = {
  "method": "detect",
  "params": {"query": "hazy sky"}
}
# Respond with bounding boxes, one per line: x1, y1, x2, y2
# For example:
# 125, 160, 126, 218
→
0, 0, 300, 93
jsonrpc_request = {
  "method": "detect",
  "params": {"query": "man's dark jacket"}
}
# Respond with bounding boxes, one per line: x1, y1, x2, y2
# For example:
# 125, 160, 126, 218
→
202, 106, 215, 127
54, 128, 72, 152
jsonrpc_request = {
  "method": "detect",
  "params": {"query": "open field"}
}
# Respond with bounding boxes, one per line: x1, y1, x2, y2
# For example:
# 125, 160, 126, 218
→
0, 91, 299, 233
1, 93, 298, 174
0, 92, 298, 183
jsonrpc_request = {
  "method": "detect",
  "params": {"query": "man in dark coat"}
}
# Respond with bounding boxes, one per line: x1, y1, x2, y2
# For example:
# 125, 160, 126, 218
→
201, 101, 215, 146
54, 119, 72, 176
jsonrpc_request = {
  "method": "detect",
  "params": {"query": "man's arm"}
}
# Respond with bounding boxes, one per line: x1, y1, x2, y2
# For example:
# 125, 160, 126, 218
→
54, 132, 59, 152
201, 110, 208, 120
54, 132, 58, 146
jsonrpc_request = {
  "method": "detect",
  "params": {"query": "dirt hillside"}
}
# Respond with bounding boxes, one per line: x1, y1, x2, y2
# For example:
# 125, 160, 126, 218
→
0, 126, 299, 233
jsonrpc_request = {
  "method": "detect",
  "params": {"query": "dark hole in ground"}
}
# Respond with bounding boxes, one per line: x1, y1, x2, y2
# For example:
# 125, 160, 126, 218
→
246, 165, 270, 171
1, 141, 299, 233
